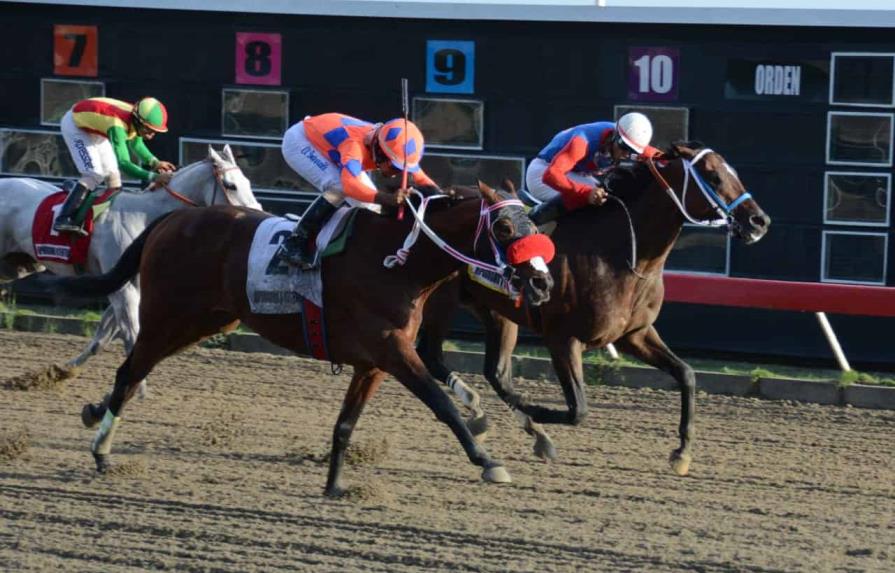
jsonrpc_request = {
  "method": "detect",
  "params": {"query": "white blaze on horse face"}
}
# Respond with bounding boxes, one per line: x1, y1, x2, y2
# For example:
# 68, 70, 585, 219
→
724, 162, 738, 179
529, 256, 549, 274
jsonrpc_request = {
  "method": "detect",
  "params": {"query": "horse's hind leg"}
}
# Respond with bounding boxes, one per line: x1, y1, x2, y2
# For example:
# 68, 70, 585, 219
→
69, 305, 119, 369
386, 337, 511, 485
324, 367, 387, 497
108, 282, 150, 399
90, 312, 236, 472
615, 325, 695, 476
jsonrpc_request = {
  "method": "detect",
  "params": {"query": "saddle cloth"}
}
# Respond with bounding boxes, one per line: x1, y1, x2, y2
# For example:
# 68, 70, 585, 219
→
32, 191, 94, 264
245, 207, 353, 314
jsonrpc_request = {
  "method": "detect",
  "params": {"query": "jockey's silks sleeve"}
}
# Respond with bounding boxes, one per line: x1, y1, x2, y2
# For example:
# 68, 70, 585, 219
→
107, 126, 157, 184
335, 139, 379, 203
542, 135, 595, 210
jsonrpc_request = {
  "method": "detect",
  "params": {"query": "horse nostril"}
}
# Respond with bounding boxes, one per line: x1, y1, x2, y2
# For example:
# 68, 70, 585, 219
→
750, 214, 769, 229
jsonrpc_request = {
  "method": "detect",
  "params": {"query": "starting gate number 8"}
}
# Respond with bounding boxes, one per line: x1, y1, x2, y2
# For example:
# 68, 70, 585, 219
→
235, 32, 282, 86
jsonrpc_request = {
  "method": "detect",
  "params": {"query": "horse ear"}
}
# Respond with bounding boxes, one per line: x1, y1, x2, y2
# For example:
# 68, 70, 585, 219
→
477, 179, 498, 204
208, 146, 225, 165
222, 144, 236, 163
502, 178, 517, 196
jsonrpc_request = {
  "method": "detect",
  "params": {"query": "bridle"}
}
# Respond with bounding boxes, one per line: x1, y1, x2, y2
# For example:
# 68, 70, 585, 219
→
157, 161, 242, 207
607, 148, 753, 279
645, 148, 752, 229
383, 190, 533, 295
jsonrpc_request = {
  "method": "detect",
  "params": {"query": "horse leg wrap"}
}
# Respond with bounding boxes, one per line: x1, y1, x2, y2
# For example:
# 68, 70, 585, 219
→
91, 410, 122, 455
446, 372, 480, 409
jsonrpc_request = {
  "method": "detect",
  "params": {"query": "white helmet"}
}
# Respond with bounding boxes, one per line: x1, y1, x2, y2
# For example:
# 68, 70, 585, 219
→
615, 112, 653, 154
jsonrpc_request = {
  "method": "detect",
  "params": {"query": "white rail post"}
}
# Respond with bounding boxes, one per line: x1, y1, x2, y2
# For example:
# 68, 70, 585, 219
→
816, 311, 851, 372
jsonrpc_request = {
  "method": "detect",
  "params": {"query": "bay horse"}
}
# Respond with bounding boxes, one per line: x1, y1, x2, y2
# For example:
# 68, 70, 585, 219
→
0, 145, 261, 388
35, 183, 555, 496
417, 142, 770, 476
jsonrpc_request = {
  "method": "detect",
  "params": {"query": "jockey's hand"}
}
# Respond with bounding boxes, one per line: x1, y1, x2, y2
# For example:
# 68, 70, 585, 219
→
155, 161, 176, 173
151, 171, 174, 188
588, 186, 608, 206
374, 188, 410, 207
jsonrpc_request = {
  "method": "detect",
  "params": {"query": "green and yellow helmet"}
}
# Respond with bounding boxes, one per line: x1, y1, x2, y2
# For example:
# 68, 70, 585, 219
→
132, 97, 169, 133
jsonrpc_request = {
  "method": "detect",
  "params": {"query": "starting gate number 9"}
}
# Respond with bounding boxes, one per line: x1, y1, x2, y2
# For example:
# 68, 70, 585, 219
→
53, 24, 98, 77
628, 47, 679, 102
426, 40, 475, 94
235, 32, 282, 86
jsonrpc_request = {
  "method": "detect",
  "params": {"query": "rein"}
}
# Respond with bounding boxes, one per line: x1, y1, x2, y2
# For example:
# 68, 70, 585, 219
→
157, 162, 241, 207
383, 191, 523, 292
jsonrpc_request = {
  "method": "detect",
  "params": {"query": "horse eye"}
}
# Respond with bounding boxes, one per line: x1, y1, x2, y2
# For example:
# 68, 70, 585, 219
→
223, 180, 237, 191
493, 219, 514, 239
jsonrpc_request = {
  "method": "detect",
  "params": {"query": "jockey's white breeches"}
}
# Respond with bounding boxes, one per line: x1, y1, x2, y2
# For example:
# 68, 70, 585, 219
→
281, 120, 380, 213
525, 157, 600, 203
60, 110, 122, 190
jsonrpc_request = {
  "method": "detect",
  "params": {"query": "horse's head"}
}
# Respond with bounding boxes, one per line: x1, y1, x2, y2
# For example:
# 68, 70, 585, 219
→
477, 180, 555, 306
205, 145, 263, 210
665, 142, 770, 244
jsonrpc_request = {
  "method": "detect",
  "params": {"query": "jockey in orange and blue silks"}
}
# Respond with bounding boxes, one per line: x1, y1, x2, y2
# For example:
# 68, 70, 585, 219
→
527, 112, 660, 225
277, 112, 443, 268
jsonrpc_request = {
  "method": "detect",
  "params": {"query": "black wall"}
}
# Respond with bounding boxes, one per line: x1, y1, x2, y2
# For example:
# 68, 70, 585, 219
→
2, 3, 893, 366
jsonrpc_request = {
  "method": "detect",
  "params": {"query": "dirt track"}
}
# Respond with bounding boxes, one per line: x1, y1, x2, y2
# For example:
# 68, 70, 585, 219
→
0, 331, 892, 572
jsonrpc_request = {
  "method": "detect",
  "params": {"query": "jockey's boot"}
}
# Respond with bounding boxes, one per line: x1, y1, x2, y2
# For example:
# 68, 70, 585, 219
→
53, 181, 91, 236
277, 195, 338, 268
529, 194, 567, 226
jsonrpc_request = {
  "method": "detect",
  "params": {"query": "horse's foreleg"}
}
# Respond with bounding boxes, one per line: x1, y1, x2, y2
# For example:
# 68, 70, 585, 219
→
324, 368, 386, 497
478, 309, 557, 460
615, 325, 695, 476
387, 338, 511, 485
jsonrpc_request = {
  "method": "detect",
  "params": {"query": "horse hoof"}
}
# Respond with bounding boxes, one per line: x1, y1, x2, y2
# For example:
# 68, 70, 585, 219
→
93, 452, 111, 474
533, 434, 558, 462
669, 451, 692, 476
467, 414, 489, 441
324, 485, 346, 498
81, 403, 105, 429
482, 465, 512, 484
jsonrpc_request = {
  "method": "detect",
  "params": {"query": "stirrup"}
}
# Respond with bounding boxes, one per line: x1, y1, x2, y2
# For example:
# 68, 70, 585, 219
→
276, 243, 316, 269
54, 219, 88, 236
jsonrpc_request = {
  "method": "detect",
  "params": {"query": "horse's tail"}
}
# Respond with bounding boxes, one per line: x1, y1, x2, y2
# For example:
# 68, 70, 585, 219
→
34, 213, 173, 299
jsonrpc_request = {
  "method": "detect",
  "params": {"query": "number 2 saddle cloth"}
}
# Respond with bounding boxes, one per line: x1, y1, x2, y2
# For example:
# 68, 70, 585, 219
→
245, 206, 356, 361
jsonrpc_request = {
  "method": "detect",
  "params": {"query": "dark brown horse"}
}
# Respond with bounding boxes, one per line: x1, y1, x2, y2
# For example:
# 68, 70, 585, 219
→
418, 143, 771, 476
36, 183, 555, 496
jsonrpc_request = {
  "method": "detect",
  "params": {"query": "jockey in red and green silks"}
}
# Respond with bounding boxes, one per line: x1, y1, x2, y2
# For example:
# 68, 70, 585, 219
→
527, 112, 660, 225
55, 97, 176, 234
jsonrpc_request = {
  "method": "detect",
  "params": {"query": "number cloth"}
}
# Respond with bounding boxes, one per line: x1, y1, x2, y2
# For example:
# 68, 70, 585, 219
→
70, 97, 161, 184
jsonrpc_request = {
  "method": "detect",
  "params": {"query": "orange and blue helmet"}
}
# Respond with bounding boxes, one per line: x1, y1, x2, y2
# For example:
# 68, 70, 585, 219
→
377, 118, 424, 173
